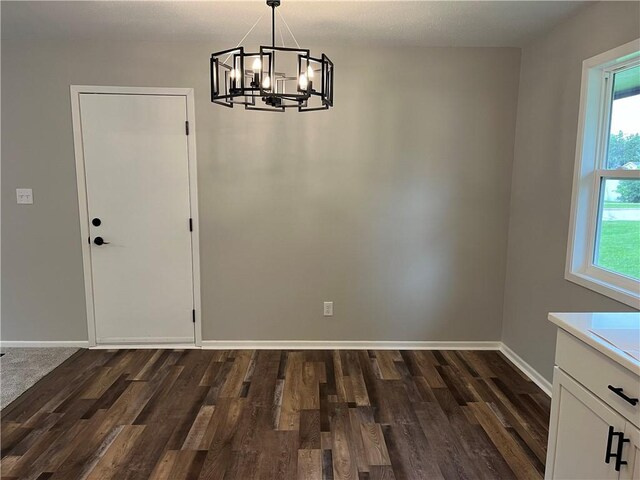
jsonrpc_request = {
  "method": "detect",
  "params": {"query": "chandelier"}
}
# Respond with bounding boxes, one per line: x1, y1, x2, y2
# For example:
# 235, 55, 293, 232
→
210, 0, 334, 112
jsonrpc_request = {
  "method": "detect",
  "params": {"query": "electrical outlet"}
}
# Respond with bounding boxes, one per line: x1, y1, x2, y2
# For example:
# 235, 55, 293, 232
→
323, 301, 333, 316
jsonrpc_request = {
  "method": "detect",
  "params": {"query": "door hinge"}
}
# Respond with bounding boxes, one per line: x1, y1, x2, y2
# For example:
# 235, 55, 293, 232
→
189, 218, 193, 232
185, 121, 190, 136
192, 309, 196, 323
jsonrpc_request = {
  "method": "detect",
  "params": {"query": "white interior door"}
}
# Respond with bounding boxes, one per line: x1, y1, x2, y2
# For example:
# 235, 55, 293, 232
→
79, 93, 195, 344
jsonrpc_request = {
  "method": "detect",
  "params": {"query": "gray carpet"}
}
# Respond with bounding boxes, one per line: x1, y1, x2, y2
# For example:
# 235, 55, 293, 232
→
0, 347, 79, 409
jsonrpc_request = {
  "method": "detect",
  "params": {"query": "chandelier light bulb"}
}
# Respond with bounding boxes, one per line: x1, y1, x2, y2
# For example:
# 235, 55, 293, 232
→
299, 73, 308, 90
307, 65, 314, 78
252, 58, 262, 72
262, 75, 271, 89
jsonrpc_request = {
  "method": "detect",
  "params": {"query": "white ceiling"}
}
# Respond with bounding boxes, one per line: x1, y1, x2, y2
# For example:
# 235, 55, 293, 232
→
1, 1, 587, 47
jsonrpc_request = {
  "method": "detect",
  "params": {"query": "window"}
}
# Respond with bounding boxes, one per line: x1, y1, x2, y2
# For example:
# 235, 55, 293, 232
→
566, 40, 640, 308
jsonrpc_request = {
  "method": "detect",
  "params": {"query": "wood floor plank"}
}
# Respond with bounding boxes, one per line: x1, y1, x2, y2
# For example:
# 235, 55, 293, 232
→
79, 367, 120, 400
197, 442, 232, 480
258, 430, 299, 479
411, 351, 446, 388
333, 351, 349, 403
414, 401, 483, 479
1, 349, 550, 480
329, 404, 359, 480
344, 351, 370, 407
347, 408, 369, 473
468, 401, 540, 480
31, 413, 109, 477
167, 450, 207, 480
298, 449, 322, 480
227, 450, 258, 480
432, 387, 517, 480
373, 352, 401, 381
181, 405, 216, 450
383, 421, 444, 480
85, 425, 145, 480
300, 409, 321, 450
483, 378, 548, 462
245, 351, 280, 405
279, 352, 304, 431
200, 398, 244, 451
0, 456, 21, 476
231, 402, 272, 452
219, 350, 253, 399
369, 465, 396, 480
148, 450, 179, 480
359, 423, 391, 467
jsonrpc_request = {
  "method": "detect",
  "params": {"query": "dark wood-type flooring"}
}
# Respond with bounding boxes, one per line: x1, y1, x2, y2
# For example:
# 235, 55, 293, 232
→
1, 349, 550, 479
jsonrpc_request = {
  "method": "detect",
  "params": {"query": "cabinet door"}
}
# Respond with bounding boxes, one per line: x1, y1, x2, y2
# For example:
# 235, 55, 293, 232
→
620, 423, 640, 480
546, 368, 625, 480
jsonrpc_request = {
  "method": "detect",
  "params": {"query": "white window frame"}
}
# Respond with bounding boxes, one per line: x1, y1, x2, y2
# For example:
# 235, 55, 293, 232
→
566, 39, 640, 309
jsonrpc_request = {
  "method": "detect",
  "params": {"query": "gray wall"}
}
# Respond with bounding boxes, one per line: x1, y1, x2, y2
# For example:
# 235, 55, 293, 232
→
502, 1, 640, 382
1, 40, 521, 342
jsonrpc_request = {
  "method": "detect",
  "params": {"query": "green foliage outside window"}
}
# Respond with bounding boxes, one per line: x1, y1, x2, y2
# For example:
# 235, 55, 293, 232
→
616, 179, 640, 203
609, 132, 640, 203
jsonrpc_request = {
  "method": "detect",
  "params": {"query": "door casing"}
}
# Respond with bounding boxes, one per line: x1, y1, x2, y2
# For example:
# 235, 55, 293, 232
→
70, 85, 202, 348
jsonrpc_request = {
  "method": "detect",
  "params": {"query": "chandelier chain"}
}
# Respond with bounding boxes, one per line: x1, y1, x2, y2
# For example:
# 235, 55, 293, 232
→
222, 13, 265, 65
277, 9, 301, 49
238, 14, 265, 49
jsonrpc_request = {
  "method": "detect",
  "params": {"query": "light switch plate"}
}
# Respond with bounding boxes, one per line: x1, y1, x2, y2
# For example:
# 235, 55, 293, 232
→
16, 188, 33, 204
323, 301, 333, 316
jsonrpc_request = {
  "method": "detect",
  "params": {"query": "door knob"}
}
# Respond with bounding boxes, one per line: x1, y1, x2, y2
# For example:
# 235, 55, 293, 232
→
93, 237, 109, 246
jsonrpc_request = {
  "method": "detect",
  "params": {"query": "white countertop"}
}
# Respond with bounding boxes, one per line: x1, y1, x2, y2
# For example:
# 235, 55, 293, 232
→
549, 312, 640, 375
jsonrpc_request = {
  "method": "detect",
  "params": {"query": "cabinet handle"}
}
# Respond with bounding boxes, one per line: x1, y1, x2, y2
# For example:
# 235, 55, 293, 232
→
614, 432, 630, 472
608, 385, 639, 406
605, 426, 630, 472
605, 426, 617, 464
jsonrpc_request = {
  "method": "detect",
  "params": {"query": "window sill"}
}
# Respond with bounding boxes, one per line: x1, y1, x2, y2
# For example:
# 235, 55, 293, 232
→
566, 270, 640, 310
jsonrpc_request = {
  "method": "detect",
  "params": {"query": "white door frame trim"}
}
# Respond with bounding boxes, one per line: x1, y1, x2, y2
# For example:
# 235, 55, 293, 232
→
70, 85, 202, 347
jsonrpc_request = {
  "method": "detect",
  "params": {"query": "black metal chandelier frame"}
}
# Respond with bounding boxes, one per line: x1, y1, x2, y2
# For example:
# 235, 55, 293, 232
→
210, 0, 334, 112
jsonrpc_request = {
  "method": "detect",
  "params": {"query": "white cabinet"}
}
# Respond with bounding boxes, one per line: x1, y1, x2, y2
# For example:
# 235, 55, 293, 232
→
621, 424, 640, 480
546, 316, 640, 480
546, 368, 630, 479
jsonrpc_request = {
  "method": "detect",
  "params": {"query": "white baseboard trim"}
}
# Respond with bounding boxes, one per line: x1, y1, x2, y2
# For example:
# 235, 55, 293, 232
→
89, 344, 199, 350
96, 336, 194, 344
200, 340, 502, 350
499, 343, 552, 396
0, 340, 90, 348
0, 338, 550, 396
